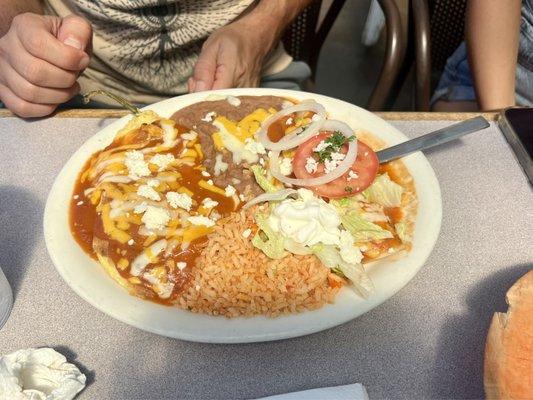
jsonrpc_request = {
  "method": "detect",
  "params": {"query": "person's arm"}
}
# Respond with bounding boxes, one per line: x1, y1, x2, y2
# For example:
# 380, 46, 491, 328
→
189, 0, 313, 92
466, 0, 522, 110
0, 1, 92, 117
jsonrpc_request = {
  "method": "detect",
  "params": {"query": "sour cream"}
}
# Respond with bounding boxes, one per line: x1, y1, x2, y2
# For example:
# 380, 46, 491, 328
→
268, 189, 341, 246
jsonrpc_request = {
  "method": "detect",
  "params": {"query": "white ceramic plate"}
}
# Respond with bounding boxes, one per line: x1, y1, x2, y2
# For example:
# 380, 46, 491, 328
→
44, 88, 442, 343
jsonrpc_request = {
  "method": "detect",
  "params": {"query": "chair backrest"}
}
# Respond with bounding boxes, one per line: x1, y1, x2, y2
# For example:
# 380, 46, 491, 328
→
404, 0, 468, 110
429, 0, 467, 73
282, 0, 405, 111
282, 1, 322, 68
282, 0, 350, 80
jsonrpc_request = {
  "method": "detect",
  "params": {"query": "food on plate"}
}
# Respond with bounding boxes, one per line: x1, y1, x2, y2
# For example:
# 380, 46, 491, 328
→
484, 270, 533, 400
70, 92, 417, 317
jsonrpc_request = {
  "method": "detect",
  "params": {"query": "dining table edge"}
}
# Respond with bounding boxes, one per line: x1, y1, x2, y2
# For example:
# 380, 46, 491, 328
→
0, 109, 500, 121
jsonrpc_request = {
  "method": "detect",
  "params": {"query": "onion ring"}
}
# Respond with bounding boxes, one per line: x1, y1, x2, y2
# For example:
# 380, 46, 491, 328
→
243, 189, 298, 210
257, 100, 326, 150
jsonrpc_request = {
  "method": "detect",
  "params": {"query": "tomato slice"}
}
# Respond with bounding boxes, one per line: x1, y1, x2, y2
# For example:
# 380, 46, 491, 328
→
292, 132, 379, 198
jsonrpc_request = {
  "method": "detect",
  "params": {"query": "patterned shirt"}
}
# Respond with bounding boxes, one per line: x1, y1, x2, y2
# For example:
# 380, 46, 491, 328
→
44, 0, 291, 104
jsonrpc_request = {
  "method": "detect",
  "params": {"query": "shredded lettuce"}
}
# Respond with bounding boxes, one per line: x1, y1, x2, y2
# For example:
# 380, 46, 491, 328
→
283, 237, 312, 255
311, 243, 374, 297
329, 196, 364, 215
394, 222, 411, 243
362, 173, 404, 208
250, 165, 278, 193
251, 213, 286, 259
339, 261, 374, 298
341, 211, 393, 242
311, 243, 342, 268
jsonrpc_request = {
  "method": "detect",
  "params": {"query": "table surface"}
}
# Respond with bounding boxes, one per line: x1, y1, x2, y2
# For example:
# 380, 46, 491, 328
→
0, 112, 531, 400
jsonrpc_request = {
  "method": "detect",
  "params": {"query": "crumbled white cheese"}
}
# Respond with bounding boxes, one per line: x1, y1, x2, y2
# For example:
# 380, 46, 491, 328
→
205, 94, 227, 101
207, 179, 214, 186
201, 170, 211, 177
313, 140, 329, 153
285, 117, 293, 125
259, 158, 265, 166
339, 229, 363, 264
150, 153, 175, 171
201, 111, 217, 122
347, 171, 359, 181
279, 157, 293, 176
202, 197, 219, 209
76, 201, 84, 206
181, 131, 198, 141
137, 184, 161, 201
224, 185, 236, 197
195, 284, 201, 291
147, 179, 160, 187
166, 191, 192, 211
311, 113, 322, 122
324, 152, 345, 174
214, 154, 229, 176
227, 96, 241, 107
242, 228, 252, 238
305, 157, 318, 174
211, 210, 221, 221
128, 239, 135, 246
239, 194, 246, 202
134, 202, 148, 214
244, 138, 266, 155
141, 206, 171, 230
73, 194, 79, 200
125, 150, 151, 179
177, 262, 187, 271
188, 215, 215, 227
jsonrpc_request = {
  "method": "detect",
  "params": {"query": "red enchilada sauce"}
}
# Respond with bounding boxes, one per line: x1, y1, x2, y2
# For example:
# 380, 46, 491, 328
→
69, 121, 235, 304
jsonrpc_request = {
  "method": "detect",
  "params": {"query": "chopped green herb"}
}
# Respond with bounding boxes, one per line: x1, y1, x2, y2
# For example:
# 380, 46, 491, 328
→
314, 132, 355, 162
331, 266, 346, 278
344, 186, 353, 193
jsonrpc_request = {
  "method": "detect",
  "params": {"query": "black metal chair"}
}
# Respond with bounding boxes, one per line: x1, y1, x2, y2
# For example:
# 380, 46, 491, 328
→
282, 0, 406, 111
392, 0, 467, 110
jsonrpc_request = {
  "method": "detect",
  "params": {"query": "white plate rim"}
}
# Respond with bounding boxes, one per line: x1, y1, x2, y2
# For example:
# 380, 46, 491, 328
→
44, 88, 442, 343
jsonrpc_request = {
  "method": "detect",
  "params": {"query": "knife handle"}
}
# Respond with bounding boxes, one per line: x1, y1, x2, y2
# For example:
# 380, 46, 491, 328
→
376, 116, 490, 163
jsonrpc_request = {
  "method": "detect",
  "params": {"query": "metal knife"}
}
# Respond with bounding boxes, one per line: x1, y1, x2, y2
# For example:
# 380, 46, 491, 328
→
376, 116, 490, 163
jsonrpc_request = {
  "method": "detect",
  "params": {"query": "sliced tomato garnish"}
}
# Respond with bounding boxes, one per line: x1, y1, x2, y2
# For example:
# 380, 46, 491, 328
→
292, 132, 379, 198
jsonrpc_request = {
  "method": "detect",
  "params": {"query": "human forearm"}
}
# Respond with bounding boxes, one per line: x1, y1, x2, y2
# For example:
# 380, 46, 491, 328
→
189, 0, 312, 92
240, 0, 314, 47
466, 0, 521, 110
0, 0, 43, 37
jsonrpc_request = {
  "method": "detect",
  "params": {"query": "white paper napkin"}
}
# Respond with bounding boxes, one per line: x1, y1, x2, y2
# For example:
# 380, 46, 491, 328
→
255, 383, 369, 400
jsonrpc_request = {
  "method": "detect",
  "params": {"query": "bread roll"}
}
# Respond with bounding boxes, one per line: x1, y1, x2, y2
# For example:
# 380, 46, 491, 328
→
484, 270, 533, 399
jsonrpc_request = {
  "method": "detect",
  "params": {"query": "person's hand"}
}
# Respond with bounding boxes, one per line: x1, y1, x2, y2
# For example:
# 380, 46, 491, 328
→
0, 13, 92, 117
188, 18, 276, 92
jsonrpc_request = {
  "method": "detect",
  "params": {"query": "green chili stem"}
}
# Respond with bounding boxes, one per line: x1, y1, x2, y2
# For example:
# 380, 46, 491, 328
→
83, 90, 140, 115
